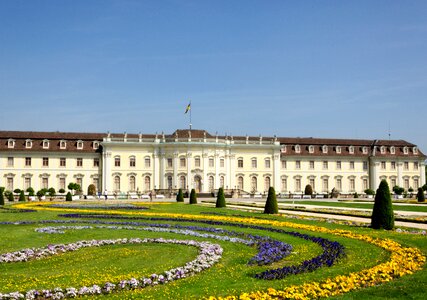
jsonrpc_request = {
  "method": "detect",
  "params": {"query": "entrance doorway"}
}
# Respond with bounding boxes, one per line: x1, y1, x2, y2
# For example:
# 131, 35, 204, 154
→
194, 175, 202, 192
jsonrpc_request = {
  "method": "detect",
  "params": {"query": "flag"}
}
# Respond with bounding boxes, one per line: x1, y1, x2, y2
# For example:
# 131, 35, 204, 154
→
185, 102, 191, 114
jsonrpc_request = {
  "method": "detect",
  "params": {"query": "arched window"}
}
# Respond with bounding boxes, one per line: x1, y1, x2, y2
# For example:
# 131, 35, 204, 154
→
144, 176, 151, 192
209, 176, 214, 191
179, 176, 186, 189
251, 177, 257, 192
237, 176, 244, 190
264, 176, 271, 192
220, 176, 225, 188
167, 176, 173, 189
129, 176, 136, 191
114, 176, 120, 192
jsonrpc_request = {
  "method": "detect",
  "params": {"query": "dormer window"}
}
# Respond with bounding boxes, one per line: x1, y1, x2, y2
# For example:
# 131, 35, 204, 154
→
308, 145, 314, 153
390, 146, 395, 154
281, 145, 286, 153
93, 141, 100, 150
7, 139, 15, 149
349, 146, 354, 154
403, 146, 408, 154
25, 139, 32, 149
42, 139, 49, 149
60, 140, 67, 149
322, 145, 328, 154
336, 146, 341, 154
380, 146, 385, 154
413, 147, 418, 154
362, 146, 368, 154
77, 140, 84, 150
295, 145, 301, 153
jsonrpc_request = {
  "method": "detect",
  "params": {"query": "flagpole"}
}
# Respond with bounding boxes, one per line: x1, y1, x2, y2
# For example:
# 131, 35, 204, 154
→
189, 100, 192, 131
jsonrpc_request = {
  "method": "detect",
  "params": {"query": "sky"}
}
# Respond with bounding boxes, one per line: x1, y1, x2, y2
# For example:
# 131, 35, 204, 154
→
0, 1, 426, 151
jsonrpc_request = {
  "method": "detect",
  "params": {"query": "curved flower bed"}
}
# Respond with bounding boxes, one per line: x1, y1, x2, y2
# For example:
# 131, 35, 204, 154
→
47, 204, 149, 210
0, 238, 222, 299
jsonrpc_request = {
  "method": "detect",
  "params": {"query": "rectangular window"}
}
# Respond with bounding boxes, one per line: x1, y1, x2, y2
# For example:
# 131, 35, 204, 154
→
414, 178, 419, 189
309, 178, 315, 190
414, 162, 419, 170
336, 178, 342, 191
309, 161, 314, 169
93, 158, 100, 167
295, 160, 301, 169
281, 160, 287, 169
76, 178, 82, 188
130, 158, 136, 167
238, 159, 243, 168
24, 178, 31, 190
93, 178, 99, 191
195, 157, 201, 167
77, 158, 83, 167
404, 179, 409, 190
251, 159, 257, 168
25, 157, 31, 167
180, 158, 186, 167
7, 157, 14, 167
115, 157, 121, 167
363, 161, 368, 171
336, 161, 341, 170
363, 179, 368, 190
209, 158, 214, 168
281, 178, 287, 192
349, 179, 355, 192
42, 157, 49, 167
220, 158, 225, 168
265, 159, 271, 168
59, 178, 66, 190
391, 162, 396, 170
295, 178, 301, 192
42, 178, 48, 189
381, 161, 386, 170
404, 162, 409, 170
350, 161, 355, 170
167, 158, 173, 168
323, 161, 328, 170
60, 158, 66, 167
145, 158, 151, 168
7, 177, 13, 191
391, 178, 396, 188
323, 178, 329, 192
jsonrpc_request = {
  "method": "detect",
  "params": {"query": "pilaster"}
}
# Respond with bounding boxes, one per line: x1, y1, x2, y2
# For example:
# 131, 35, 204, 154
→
102, 150, 112, 192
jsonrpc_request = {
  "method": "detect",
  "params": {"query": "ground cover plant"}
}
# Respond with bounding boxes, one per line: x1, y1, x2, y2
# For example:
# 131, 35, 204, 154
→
0, 201, 425, 299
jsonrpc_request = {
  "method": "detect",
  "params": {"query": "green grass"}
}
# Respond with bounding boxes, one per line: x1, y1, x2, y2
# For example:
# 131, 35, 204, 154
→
0, 201, 426, 299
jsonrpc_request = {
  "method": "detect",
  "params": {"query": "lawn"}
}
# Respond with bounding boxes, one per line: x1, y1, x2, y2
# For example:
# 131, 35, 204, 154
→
0, 201, 425, 299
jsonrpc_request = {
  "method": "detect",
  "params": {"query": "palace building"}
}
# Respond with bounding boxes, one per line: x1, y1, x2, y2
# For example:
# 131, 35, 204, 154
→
0, 129, 425, 196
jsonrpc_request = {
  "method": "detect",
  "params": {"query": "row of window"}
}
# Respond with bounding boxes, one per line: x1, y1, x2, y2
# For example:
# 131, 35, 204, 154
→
5, 157, 100, 168
280, 160, 366, 170
7, 139, 100, 150
113, 156, 227, 169
3, 176, 93, 192
380, 161, 419, 171
281, 145, 418, 155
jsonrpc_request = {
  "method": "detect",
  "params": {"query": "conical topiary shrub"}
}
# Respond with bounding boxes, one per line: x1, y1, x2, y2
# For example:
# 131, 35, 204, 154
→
19, 190, 26, 202
176, 188, 184, 202
264, 187, 278, 214
0, 187, 5, 206
189, 189, 197, 204
417, 188, 425, 202
66, 192, 73, 202
371, 180, 394, 230
216, 187, 226, 208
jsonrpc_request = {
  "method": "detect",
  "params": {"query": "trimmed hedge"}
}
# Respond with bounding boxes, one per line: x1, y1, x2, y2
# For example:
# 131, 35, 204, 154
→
0, 187, 4, 206
19, 190, 26, 202
216, 187, 226, 208
66, 192, 73, 202
417, 188, 425, 202
371, 180, 394, 230
176, 189, 184, 202
189, 189, 197, 204
264, 187, 278, 214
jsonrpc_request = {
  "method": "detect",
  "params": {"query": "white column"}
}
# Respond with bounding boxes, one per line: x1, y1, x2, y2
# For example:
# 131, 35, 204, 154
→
273, 153, 280, 190
370, 160, 380, 190
397, 162, 403, 186
102, 150, 112, 192
202, 153, 208, 192
159, 152, 165, 189
173, 151, 178, 188
225, 153, 231, 188
229, 154, 236, 189
214, 152, 219, 189
153, 150, 160, 189
187, 152, 192, 192
420, 161, 426, 186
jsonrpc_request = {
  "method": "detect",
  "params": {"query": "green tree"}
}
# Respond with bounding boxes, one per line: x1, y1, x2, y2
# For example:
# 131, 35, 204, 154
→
392, 185, 404, 195
14, 189, 21, 194
36, 190, 46, 200
26, 187, 35, 196
0, 187, 5, 206
216, 187, 226, 208
87, 184, 96, 196
304, 184, 313, 196
364, 188, 375, 196
189, 189, 197, 204
48, 187, 56, 200
264, 187, 278, 214
19, 190, 26, 202
66, 192, 73, 202
5, 191, 14, 202
371, 180, 394, 230
416, 188, 425, 202
176, 189, 184, 202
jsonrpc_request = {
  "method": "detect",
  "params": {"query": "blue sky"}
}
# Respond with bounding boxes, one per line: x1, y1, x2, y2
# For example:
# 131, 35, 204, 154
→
1, 1, 426, 151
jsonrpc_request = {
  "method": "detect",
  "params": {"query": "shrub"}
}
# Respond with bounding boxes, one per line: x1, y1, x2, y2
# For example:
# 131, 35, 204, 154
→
371, 180, 394, 230
68, 183, 81, 194
14, 189, 21, 194
330, 188, 339, 198
19, 190, 26, 202
66, 192, 73, 202
416, 188, 425, 202
0, 187, 5, 206
408, 187, 414, 193
87, 184, 96, 196
423, 184, 427, 191
5, 191, 14, 202
176, 189, 184, 202
392, 185, 404, 195
48, 187, 56, 200
36, 190, 46, 200
216, 187, 226, 208
58, 188, 66, 194
353, 192, 359, 198
26, 187, 35, 196
264, 187, 278, 214
304, 184, 313, 196
189, 189, 197, 204
364, 188, 375, 196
